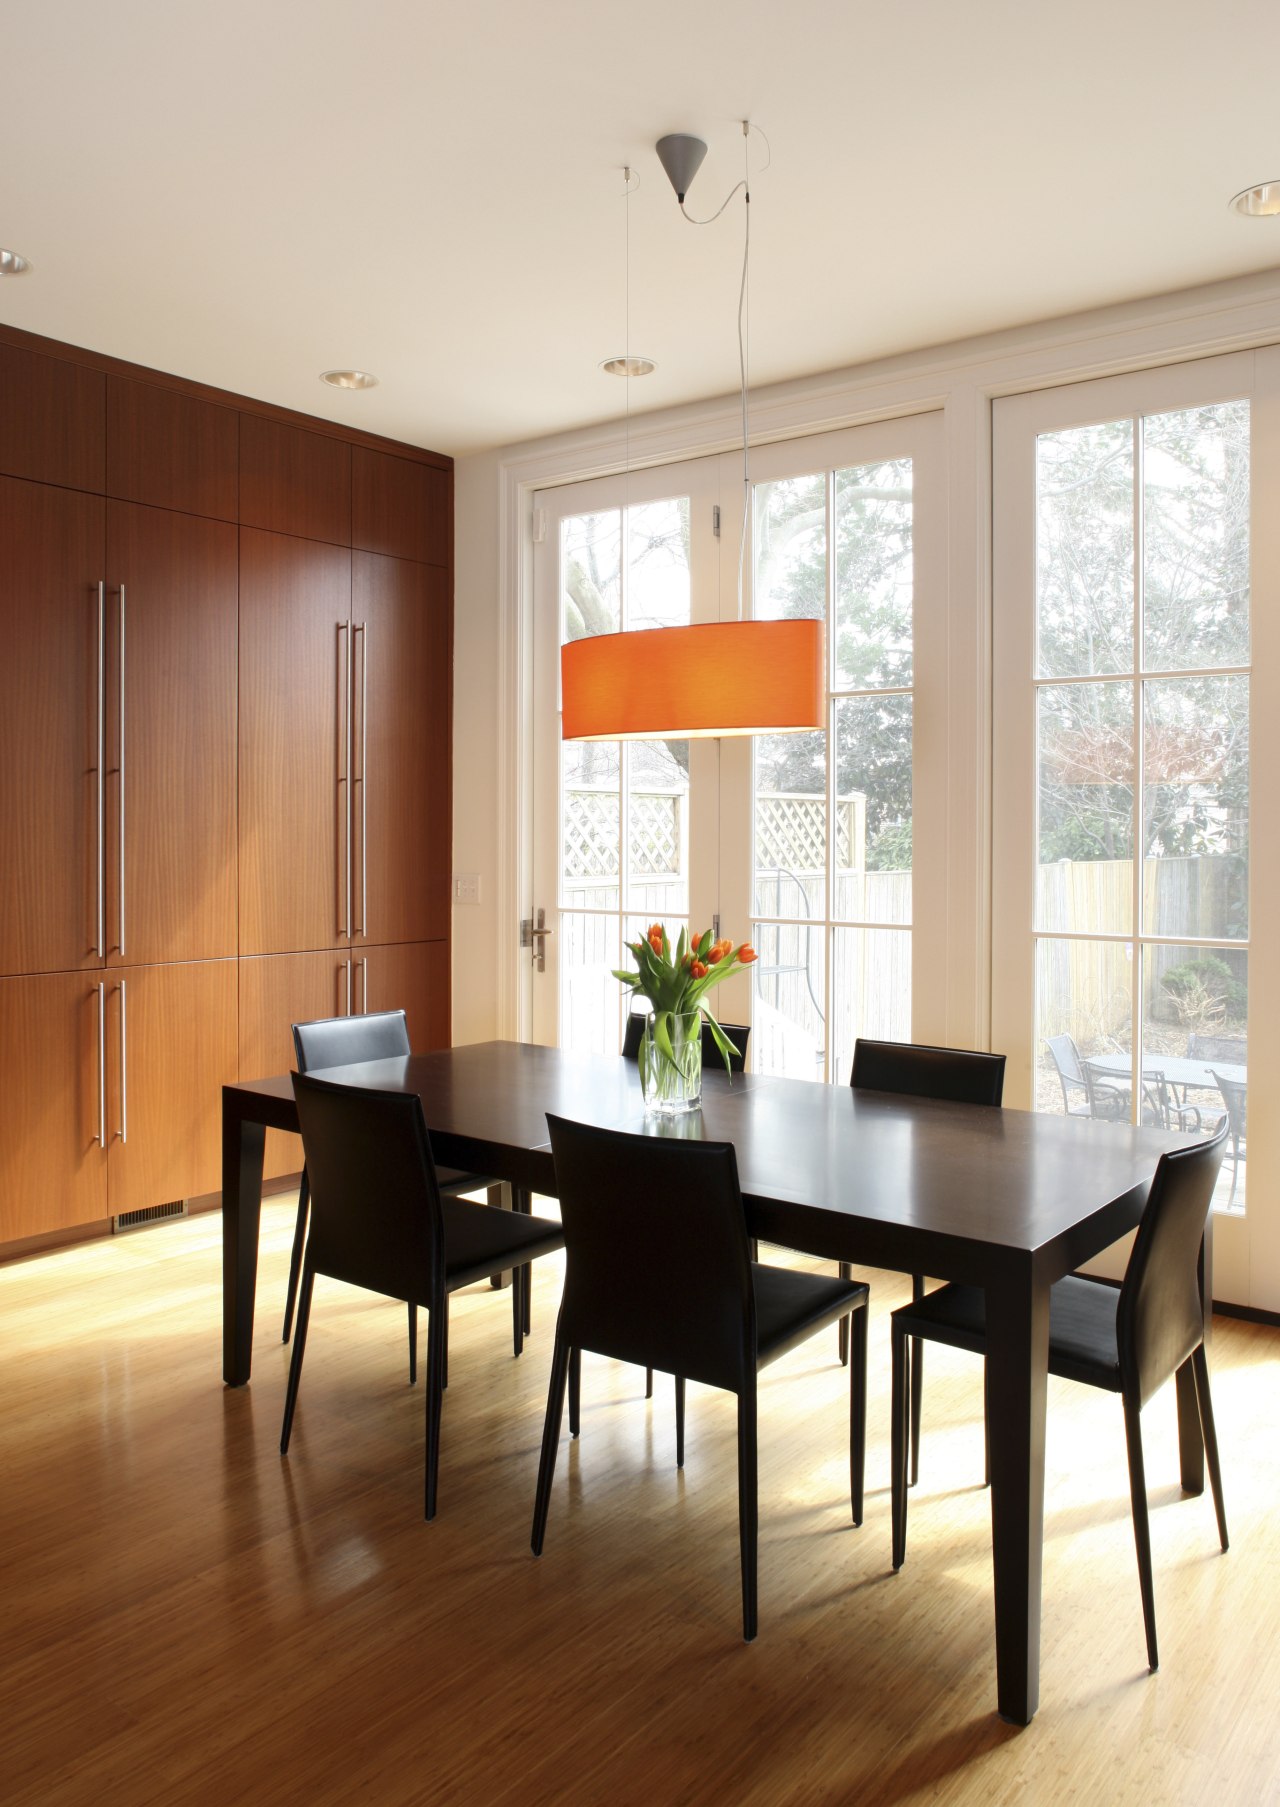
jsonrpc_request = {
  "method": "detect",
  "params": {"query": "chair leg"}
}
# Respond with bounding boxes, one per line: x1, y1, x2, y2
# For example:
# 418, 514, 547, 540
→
568, 1346, 581, 1438
281, 1168, 310, 1342
737, 1389, 759, 1642
522, 1257, 532, 1337
408, 1301, 417, 1386
645, 1366, 653, 1398
838, 1262, 852, 1366
850, 1301, 867, 1526
512, 1264, 526, 1358
909, 1273, 924, 1487
280, 1256, 315, 1454
1192, 1344, 1229, 1552
675, 1375, 686, 1469
1122, 1390, 1159, 1672
890, 1318, 909, 1570
531, 1335, 572, 1555
424, 1298, 447, 1521
441, 1295, 449, 1390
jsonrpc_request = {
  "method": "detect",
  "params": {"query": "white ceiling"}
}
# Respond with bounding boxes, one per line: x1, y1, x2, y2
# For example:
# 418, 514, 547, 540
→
3, 0, 1279, 457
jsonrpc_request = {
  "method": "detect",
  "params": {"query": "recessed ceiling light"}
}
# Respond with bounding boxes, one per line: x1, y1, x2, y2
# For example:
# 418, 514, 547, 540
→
320, 369, 379, 390
1229, 181, 1280, 218
600, 355, 656, 378
0, 248, 32, 275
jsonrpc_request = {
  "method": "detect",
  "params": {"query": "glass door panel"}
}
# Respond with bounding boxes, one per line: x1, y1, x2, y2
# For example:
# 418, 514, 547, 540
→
996, 359, 1255, 1221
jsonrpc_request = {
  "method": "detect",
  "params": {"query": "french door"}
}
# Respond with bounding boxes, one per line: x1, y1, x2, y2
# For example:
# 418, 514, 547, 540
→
528, 413, 947, 1079
992, 349, 1280, 1307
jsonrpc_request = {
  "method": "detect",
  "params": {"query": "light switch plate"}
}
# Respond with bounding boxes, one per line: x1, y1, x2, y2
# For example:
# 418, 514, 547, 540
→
453, 874, 481, 905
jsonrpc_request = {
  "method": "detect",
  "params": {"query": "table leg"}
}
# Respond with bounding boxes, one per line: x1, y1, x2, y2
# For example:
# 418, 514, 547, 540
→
488, 1182, 514, 1291
984, 1267, 1051, 1726
222, 1106, 265, 1387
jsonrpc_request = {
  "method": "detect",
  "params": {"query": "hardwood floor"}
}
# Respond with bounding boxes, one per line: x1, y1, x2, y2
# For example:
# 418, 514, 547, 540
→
2, 1201, 1277, 1805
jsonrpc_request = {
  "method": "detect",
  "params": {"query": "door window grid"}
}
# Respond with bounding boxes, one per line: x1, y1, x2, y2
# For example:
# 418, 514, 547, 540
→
752, 459, 914, 1084
1031, 401, 1249, 1209
558, 500, 691, 1057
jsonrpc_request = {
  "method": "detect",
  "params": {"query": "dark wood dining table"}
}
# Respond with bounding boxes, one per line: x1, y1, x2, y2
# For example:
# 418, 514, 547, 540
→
221, 1039, 1204, 1725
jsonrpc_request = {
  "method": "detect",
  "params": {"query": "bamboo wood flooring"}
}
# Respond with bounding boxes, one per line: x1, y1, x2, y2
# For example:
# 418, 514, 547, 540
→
1, 1197, 1278, 1806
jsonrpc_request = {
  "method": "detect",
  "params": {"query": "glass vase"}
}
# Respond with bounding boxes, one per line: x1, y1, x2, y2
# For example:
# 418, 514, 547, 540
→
639, 1009, 702, 1114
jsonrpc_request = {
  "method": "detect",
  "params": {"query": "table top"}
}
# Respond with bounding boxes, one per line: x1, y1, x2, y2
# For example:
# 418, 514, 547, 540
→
233, 1040, 1193, 1288
1085, 1052, 1246, 1089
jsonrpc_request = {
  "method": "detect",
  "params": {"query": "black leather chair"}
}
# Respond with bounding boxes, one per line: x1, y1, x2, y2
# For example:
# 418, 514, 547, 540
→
531, 1115, 869, 1641
285, 1010, 500, 1383
623, 1013, 750, 1400
283, 1073, 565, 1520
889, 1123, 1229, 1671
850, 1038, 1007, 1482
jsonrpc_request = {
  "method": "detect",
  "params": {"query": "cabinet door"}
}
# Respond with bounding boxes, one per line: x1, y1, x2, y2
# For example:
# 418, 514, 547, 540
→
238, 528, 352, 955
0, 342, 105, 492
107, 378, 238, 521
351, 553, 451, 947
106, 503, 238, 966
105, 960, 237, 1216
356, 940, 450, 1048
239, 950, 355, 1179
240, 416, 351, 546
0, 477, 105, 975
0, 973, 109, 1242
352, 446, 449, 566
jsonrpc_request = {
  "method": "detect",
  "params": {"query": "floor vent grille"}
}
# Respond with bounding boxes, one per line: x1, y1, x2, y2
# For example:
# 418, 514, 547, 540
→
113, 1200, 188, 1235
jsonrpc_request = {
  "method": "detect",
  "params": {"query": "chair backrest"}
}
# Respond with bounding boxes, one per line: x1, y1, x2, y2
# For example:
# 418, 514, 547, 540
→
1117, 1123, 1227, 1407
1188, 1032, 1247, 1066
291, 1072, 442, 1304
546, 1114, 754, 1394
621, 1013, 751, 1074
1211, 1069, 1247, 1135
292, 1008, 411, 1074
1047, 1033, 1085, 1088
850, 1038, 1006, 1107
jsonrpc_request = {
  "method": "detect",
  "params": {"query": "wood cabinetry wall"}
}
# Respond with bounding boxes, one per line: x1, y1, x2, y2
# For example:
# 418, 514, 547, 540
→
0, 326, 453, 1250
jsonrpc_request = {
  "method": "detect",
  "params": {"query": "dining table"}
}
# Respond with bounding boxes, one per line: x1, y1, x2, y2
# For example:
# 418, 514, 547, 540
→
221, 1039, 1206, 1725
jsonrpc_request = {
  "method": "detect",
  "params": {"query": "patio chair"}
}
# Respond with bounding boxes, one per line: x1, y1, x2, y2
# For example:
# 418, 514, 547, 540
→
1211, 1068, 1247, 1205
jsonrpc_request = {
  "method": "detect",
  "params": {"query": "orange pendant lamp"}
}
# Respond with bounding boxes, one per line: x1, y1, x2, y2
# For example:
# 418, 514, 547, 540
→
562, 124, 824, 744
562, 618, 823, 740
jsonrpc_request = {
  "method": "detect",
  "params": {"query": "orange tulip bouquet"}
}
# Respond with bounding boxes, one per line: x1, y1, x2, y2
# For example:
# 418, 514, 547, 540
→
614, 923, 757, 1113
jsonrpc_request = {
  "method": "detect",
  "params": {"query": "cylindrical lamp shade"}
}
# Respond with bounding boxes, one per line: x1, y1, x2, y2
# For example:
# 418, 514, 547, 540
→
561, 619, 824, 740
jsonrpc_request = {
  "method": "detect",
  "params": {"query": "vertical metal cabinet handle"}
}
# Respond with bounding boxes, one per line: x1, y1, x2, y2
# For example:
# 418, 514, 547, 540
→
96, 982, 106, 1145
118, 979, 128, 1144
357, 622, 368, 936
96, 581, 105, 958
337, 622, 350, 936
345, 958, 352, 1016
358, 956, 368, 1015
118, 584, 126, 956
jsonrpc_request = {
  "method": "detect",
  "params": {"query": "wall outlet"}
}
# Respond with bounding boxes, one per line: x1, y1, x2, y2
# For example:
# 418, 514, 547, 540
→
453, 874, 481, 905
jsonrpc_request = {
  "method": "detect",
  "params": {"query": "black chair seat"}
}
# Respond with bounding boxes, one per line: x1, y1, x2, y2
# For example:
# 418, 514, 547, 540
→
893, 1274, 1124, 1393
754, 1263, 870, 1368
443, 1198, 565, 1293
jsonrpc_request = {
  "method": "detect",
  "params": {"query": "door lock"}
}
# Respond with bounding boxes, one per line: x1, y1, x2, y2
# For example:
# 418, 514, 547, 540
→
520, 907, 554, 973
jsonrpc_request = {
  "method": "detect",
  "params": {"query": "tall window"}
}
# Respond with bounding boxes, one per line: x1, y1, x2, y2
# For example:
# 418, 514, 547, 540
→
751, 456, 915, 1081
995, 367, 1252, 1215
